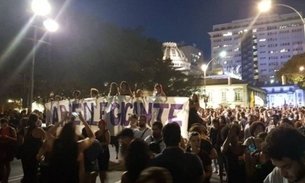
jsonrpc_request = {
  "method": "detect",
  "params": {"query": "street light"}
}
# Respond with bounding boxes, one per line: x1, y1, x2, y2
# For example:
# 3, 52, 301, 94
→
200, 51, 226, 108
28, 0, 58, 113
258, 0, 305, 39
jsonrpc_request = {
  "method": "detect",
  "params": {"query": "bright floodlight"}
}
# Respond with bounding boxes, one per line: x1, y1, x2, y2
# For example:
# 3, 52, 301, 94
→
43, 19, 58, 32
300, 66, 305, 72
219, 51, 227, 58
201, 64, 208, 72
31, 0, 51, 16
258, 0, 272, 12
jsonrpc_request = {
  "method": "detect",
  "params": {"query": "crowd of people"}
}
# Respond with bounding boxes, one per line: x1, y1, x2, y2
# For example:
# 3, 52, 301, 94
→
0, 92, 305, 183
48, 81, 167, 102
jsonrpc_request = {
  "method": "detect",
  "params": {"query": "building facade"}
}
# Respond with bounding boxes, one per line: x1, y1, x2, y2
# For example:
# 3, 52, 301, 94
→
209, 13, 305, 84
261, 84, 305, 108
196, 78, 267, 108
162, 42, 191, 72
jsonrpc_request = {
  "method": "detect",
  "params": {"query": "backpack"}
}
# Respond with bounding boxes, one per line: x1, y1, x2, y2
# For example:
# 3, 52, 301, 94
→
148, 136, 162, 154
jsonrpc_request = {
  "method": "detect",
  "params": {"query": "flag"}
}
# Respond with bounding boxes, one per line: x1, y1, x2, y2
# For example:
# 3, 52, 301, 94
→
250, 91, 255, 108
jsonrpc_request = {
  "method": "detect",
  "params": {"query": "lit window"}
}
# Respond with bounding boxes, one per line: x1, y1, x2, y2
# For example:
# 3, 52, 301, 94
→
223, 32, 233, 37
259, 39, 266, 42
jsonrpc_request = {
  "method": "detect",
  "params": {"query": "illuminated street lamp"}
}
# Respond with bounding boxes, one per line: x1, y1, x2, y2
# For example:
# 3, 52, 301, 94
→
201, 51, 227, 108
258, 0, 305, 39
28, 0, 58, 112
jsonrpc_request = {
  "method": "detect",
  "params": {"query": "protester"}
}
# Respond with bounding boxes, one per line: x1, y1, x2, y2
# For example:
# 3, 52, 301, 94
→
151, 122, 204, 183
0, 118, 17, 183
81, 127, 101, 183
188, 94, 204, 130
121, 139, 151, 183
153, 84, 166, 97
221, 124, 246, 183
20, 113, 45, 183
263, 124, 305, 183
144, 121, 166, 155
95, 119, 111, 183
187, 131, 211, 183
119, 81, 133, 97
133, 115, 151, 140
90, 88, 99, 98
128, 114, 139, 130
46, 112, 95, 183
117, 128, 135, 160
108, 82, 119, 96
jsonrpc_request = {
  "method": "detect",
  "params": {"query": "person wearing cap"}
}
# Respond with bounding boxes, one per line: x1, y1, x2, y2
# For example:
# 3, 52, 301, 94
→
95, 119, 111, 183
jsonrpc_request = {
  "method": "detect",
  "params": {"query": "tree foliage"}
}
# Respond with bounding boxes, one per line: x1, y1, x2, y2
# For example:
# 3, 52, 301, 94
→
276, 53, 305, 87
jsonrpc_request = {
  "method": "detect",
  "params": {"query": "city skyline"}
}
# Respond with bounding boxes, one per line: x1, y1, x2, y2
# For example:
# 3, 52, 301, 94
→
72, 0, 305, 59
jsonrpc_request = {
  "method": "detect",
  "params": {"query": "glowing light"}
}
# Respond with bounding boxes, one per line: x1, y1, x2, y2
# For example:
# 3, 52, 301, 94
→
201, 64, 207, 72
43, 19, 58, 32
220, 51, 227, 58
31, 0, 51, 16
258, 0, 272, 12
300, 66, 305, 71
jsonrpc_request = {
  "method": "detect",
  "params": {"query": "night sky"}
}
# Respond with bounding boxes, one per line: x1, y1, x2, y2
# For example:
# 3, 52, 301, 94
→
70, 0, 305, 59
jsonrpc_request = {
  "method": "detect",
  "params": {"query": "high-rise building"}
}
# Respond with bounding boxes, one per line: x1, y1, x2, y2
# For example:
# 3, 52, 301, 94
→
209, 12, 305, 84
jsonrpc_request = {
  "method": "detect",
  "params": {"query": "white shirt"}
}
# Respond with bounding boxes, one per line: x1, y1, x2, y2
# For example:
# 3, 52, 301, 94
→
264, 167, 288, 183
133, 127, 152, 140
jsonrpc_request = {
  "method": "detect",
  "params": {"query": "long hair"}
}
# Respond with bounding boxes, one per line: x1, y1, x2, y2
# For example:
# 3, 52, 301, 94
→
57, 122, 76, 144
119, 81, 132, 95
108, 82, 119, 96
125, 139, 151, 183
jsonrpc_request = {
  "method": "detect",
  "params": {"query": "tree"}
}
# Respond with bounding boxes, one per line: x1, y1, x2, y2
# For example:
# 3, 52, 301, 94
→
276, 53, 305, 87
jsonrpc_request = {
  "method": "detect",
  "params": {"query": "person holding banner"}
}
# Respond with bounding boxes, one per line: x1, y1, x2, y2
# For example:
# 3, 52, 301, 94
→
119, 81, 133, 97
108, 82, 119, 96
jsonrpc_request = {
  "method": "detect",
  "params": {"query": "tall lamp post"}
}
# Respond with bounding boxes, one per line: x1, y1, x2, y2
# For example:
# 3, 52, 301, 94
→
28, 0, 58, 113
200, 51, 226, 108
258, 0, 305, 40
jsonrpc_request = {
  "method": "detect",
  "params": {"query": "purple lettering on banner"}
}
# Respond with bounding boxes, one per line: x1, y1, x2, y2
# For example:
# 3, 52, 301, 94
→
52, 107, 58, 123
121, 102, 133, 126
71, 103, 80, 112
153, 103, 169, 126
139, 102, 152, 123
168, 104, 183, 126
99, 102, 107, 119
83, 102, 95, 125
110, 103, 120, 126
133, 102, 139, 115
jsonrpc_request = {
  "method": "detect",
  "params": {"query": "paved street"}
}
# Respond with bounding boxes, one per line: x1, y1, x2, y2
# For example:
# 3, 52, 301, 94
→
9, 146, 221, 183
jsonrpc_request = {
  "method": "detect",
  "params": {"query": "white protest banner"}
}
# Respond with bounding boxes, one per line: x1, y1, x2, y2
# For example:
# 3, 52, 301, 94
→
45, 96, 190, 138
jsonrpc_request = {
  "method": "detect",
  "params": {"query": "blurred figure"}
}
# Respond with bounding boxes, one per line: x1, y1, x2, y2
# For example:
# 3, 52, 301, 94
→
119, 81, 133, 97
95, 119, 111, 183
90, 88, 99, 98
128, 114, 138, 130
0, 118, 17, 183
20, 113, 46, 183
134, 115, 151, 140
144, 121, 166, 155
72, 90, 81, 99
135, 89, 144, 98
117, 128, 134, 160
108, 82, 119, 96
46, 113, 95, 183
151, 122, 204, 183
121, 139, 151, 183
153, 84, 166, 97
82, 127, 101, 183
136, 167, 172, 183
